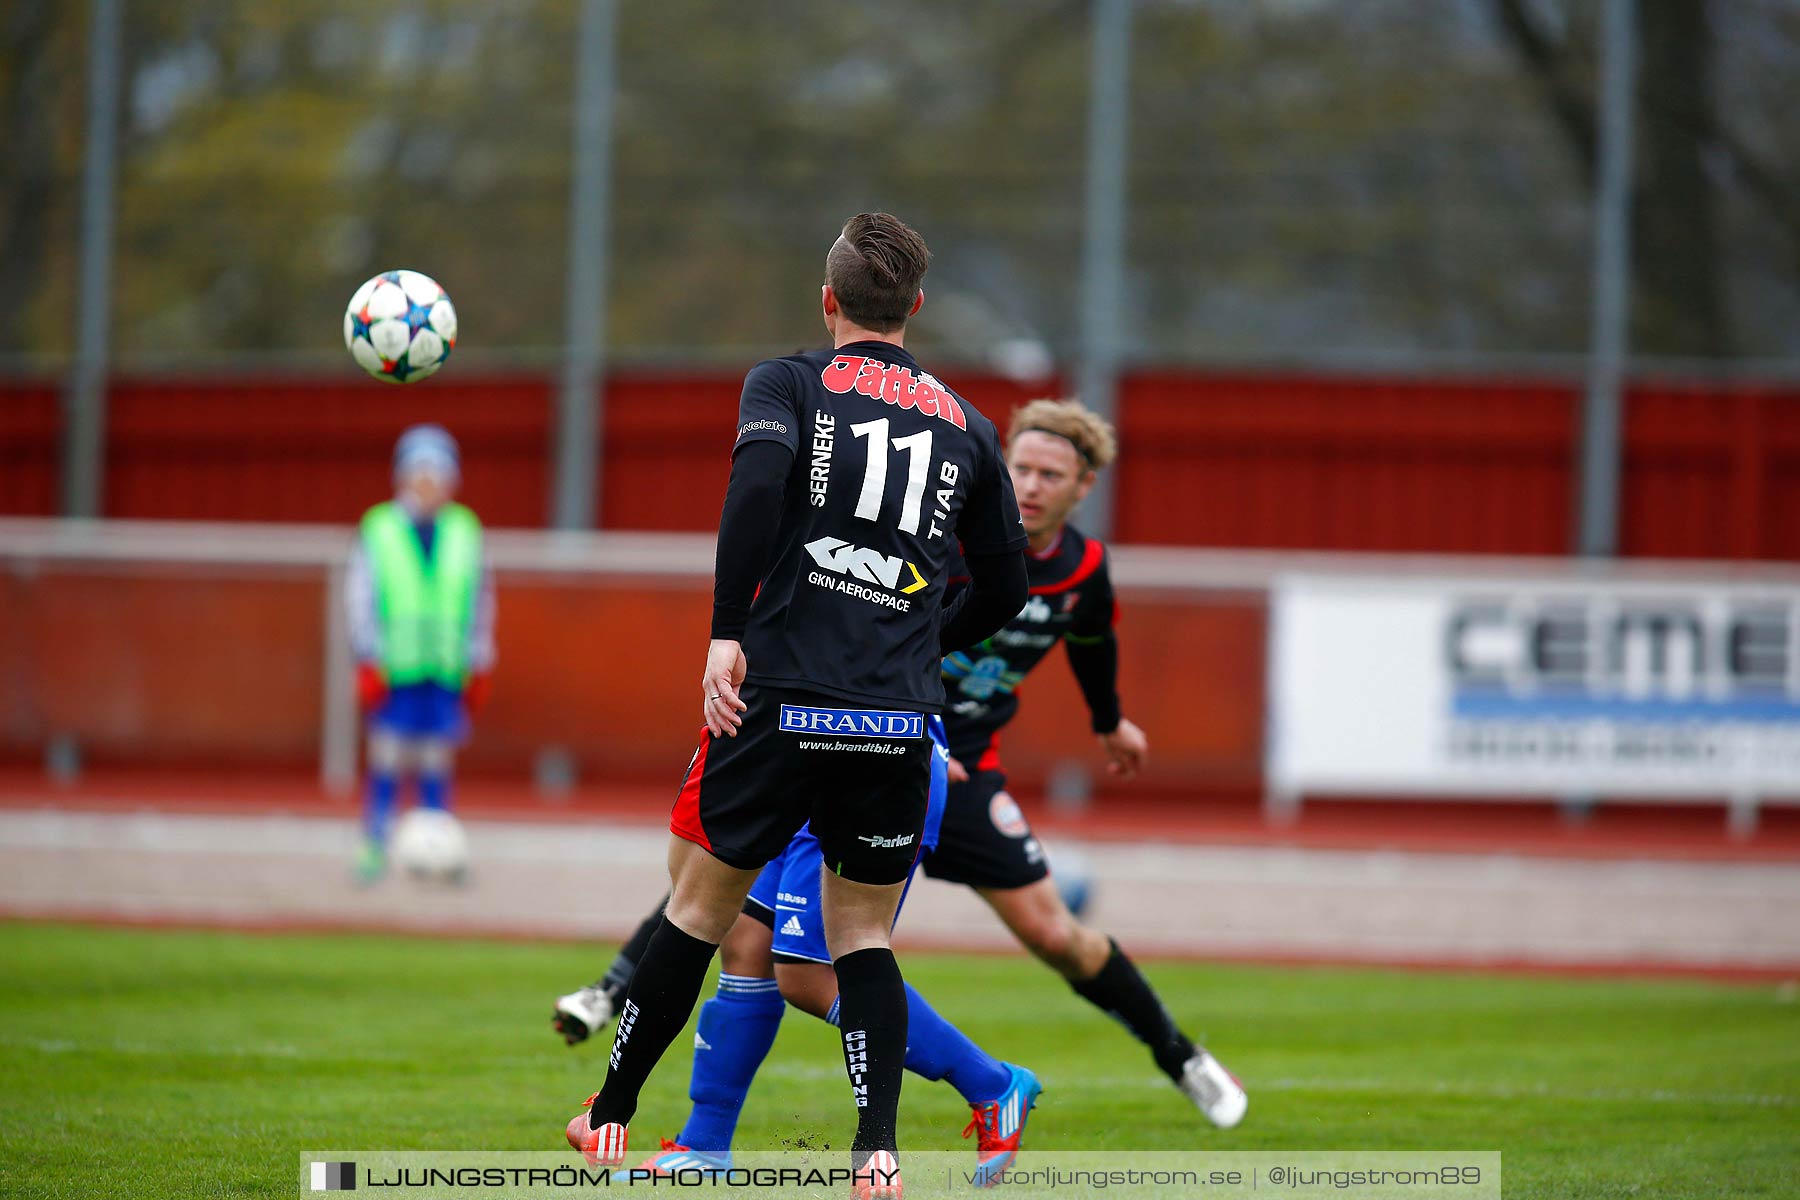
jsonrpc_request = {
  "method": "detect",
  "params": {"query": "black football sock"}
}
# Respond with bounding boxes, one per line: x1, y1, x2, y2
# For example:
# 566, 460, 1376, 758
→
601, 898, 669, 1002
1070, 938, 1197, 1082
588, 915, 717, 1128
833, 947, 908, 1159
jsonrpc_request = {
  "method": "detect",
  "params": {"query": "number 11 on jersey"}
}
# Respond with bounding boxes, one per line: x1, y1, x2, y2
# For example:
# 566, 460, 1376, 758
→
849, 418, 961, 540
850, 418, 930, 534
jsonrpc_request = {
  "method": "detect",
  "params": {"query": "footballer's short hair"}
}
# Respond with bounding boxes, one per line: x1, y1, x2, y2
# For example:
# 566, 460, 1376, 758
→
1008, 398, 1118, 473
825, 213, 931, 333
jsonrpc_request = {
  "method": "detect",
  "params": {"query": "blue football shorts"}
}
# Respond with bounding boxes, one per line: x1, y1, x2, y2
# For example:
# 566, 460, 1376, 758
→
369, 681, 467, 741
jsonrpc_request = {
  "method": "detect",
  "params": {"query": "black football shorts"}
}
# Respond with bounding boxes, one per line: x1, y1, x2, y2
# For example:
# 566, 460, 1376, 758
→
669, 682, 932, 886
919, 768, 1050, 890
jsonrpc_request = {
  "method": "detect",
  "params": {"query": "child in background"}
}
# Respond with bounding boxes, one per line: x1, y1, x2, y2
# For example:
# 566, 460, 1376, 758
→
345, 424, 495, 883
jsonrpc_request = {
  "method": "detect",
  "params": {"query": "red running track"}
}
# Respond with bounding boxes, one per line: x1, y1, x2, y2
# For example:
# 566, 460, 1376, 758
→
2, 765, 1797, 864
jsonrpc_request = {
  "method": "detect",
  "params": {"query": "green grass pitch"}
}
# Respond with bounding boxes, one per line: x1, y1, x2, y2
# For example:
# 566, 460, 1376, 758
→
0, 921, 1794, 1198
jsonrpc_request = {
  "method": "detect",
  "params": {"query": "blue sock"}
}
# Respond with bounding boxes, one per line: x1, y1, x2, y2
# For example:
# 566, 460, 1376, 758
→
676, 974, 785, 1153
363, 770, 398, 842
825, 986, 1012, 1104
418, 772, 450, 812
901, 983, 1012, 1104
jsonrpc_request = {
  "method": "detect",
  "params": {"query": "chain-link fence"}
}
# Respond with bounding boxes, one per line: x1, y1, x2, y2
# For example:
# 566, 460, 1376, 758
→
6, 0, 1799, 369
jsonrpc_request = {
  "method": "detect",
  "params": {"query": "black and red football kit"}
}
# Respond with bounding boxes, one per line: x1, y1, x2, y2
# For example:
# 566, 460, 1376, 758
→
925, 523, 1119, 889
672, 341, 1029, 885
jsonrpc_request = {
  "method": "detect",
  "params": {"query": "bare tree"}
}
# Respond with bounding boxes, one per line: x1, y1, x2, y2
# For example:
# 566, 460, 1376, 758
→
1494, 0, 1800, 357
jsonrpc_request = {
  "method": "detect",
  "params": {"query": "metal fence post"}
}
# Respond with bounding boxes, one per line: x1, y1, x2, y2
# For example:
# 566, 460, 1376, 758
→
552, 0, 620, 530
320, 560, 357, 796
1075, 0, 1133, 541
1576, 0, 1637, 557
63, 0, 124, 518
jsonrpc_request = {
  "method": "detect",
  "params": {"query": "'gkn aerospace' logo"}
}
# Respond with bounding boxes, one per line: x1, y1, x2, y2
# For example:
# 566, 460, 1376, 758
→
805, 536, 928, 612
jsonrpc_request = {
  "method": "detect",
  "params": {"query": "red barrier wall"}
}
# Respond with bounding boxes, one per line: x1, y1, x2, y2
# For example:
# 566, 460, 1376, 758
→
991, 593, 1265, 789
105, 376, 554, 526
5, 367, 1788, 789
0, 569, 324, 766
1621, 381, 1800, 560
0, 567, 1263, 790
0, 381, 60, 516
1114, 372, 1576, 553
4, 369, 1796, 561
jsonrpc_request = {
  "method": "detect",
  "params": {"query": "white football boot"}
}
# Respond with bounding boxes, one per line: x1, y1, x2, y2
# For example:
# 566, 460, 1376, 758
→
1179, 1050, 1248, 1128
552, 983, 614, 1046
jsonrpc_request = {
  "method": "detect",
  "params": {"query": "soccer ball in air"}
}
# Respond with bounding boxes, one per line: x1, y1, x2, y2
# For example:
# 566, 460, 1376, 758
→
389, 808, 470, 882
343, 269, 458, 384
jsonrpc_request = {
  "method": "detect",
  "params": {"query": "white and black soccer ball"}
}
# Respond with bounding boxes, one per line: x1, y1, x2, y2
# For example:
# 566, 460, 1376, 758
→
343, 269, 458, 384
389, 808, 470, 881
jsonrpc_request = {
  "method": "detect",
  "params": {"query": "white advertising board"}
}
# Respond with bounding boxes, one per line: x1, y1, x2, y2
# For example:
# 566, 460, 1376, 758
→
1268, 573, 1800, 799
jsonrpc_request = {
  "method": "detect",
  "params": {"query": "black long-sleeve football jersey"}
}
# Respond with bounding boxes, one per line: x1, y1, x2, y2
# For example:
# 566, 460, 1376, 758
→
941, 524, 1121, 766
727, 340, 1027, 711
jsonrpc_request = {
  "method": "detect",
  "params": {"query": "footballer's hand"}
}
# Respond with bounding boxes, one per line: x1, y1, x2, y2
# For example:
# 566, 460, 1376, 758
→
356, 662, 388, 714
462, 671, 492, 717
946, 755, 970, 784
1098, 717, 1148, 779
702, 639, 749, 737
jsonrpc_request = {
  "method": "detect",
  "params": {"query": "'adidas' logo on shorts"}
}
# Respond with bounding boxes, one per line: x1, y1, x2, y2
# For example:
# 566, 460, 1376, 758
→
780, 915, 805, 937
